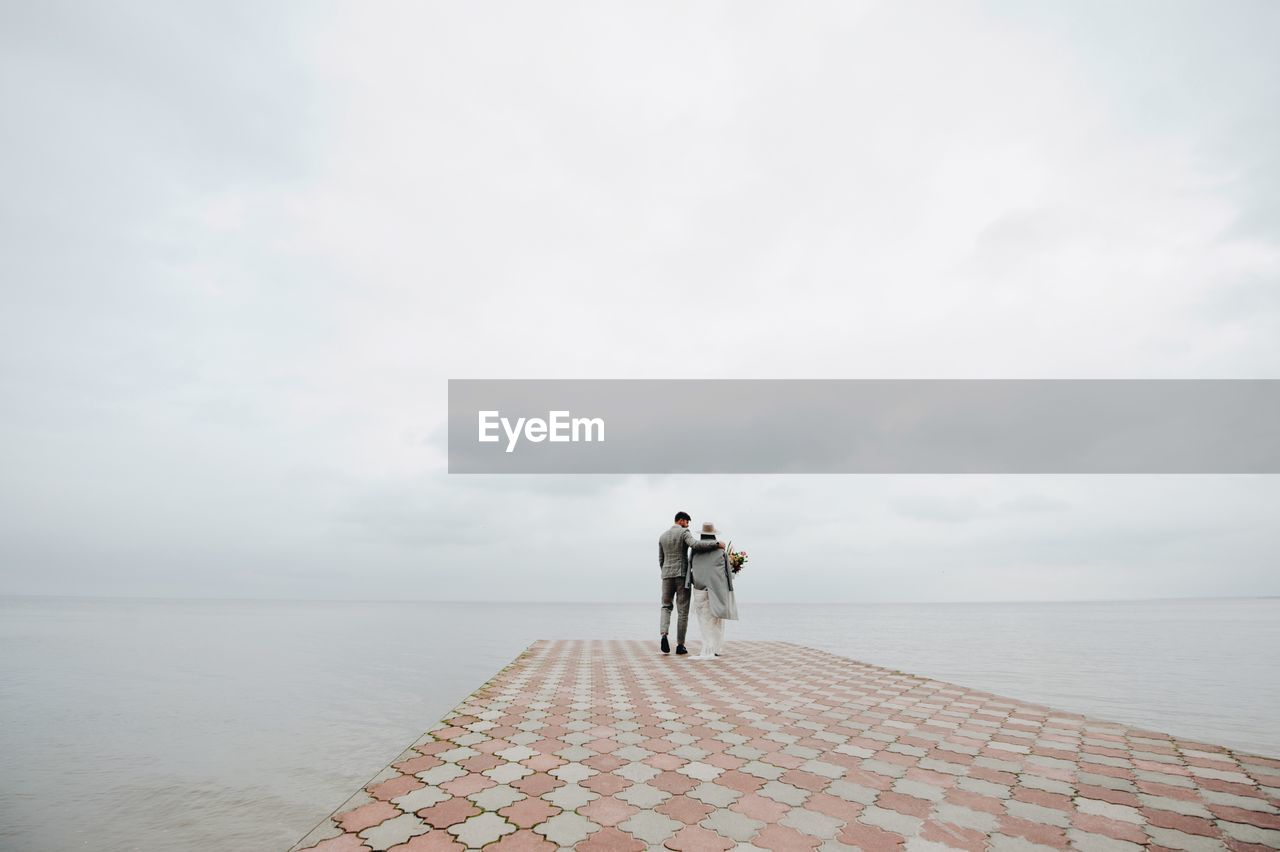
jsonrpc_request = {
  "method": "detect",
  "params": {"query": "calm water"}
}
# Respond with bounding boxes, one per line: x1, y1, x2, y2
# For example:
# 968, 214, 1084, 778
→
1, 597, 1277, 851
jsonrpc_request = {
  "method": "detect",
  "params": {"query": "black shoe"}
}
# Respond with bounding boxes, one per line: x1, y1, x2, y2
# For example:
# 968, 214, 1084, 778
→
676, 645, 688, 655
660, 635, 670, 654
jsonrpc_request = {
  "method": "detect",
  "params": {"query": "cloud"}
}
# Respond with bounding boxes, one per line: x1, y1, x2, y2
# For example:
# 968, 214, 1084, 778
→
1, 1, 1278, 601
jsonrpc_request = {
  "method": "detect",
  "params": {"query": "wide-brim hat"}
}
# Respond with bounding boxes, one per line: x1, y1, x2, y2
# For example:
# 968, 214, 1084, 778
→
700, 521, 719, 535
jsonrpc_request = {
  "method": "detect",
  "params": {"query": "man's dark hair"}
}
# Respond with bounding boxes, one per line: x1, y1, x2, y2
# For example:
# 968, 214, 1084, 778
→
674, 511, 692, 523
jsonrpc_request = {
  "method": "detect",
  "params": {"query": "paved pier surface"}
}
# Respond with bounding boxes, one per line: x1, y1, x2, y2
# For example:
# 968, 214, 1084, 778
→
291, 640, 1280, 852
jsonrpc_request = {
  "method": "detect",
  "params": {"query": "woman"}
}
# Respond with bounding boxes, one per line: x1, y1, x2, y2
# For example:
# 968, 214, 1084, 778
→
685, 521, 738, 659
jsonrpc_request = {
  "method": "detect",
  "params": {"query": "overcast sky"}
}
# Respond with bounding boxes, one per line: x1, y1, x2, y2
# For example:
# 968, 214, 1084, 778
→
2, 1, 1278, 602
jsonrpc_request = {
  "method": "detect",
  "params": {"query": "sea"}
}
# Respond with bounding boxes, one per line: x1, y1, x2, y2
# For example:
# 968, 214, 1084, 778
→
1, 597, 1277, 851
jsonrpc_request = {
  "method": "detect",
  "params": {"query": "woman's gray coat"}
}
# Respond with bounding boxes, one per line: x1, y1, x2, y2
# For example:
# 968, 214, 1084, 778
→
686, 535, 739, 620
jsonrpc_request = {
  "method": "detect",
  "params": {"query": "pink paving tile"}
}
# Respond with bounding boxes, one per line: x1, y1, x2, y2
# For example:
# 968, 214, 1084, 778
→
576, 826, 646, 852
1134, 757, 1187, 773
837, 820, 907, 852
433, 725, 468, 739
1077, 784, 1142, 808
703, 752, 745, 771
848, 736, 888, 752
967, 766, 1017, 787
578, 796, 639, 827
472, 739, 511, 755
905, 767, 958, 789
655, 794, 716, 824
845, 768, 896, 791
652, 770, 700, 795
730, 793, 790, 823
581, 772, 632, 795
1143, 809, 1222, 838
1070, 811, 1150, 845
368, 773, 424, 801
440, 774, 495, 797
943, 788, 1005, 816
394, 755, 444, 774
511, 772, 563, 796
1134, 780, 1199, 802
334, 800, 399, 833
460, 754, 503, 772
1031, 746, 1077, 762
715, 770, 765, 794
646, 753, 688, 771
878, 791, 934, 819
804, 791, 865, 822
1011, 786, 1073, 812
584, 754, 626, 772
779, 770, 831, 792
521, 754, 566, 773
765, 753, 806, 770
1211, 806, 1280, 830
1030, 763, 1075, 783
1200, 777, 1263, 797
1248, 754, 1280, 770
752, 824, 823, 850
1083, 763, 1134, 781
418, 798, 481, 829
930, 747, 976, 765
997, 815, 1070, 849
920, 820, 987, 852
822, 752, 864, 772
498, 797, 561, 829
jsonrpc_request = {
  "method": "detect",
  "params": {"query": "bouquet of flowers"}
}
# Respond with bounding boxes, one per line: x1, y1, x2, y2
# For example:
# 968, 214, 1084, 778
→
728, 548, 748, 574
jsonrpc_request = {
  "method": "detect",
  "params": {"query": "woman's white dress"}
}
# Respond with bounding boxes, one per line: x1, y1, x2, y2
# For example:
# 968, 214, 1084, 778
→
691, 588, 725, 658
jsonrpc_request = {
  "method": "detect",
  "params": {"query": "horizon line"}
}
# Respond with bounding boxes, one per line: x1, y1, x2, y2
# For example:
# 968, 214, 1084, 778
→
2, 593, 1275, 605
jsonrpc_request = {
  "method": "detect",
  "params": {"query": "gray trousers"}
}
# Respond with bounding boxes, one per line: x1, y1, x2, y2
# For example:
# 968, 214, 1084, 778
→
660, 576, 690, 645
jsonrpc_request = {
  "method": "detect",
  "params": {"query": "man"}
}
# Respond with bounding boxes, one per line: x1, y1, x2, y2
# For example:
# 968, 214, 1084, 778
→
658, 511, 725, 654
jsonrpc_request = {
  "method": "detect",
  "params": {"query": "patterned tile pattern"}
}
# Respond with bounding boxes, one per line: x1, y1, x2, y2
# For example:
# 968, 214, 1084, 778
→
292, 641, 1280, 851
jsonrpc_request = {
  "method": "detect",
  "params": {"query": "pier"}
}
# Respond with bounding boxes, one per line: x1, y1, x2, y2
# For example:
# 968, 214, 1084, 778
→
291, 640, 1280, 851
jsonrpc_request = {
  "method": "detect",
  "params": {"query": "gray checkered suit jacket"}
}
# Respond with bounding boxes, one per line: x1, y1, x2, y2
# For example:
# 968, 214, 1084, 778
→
658, 524, 720, 580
